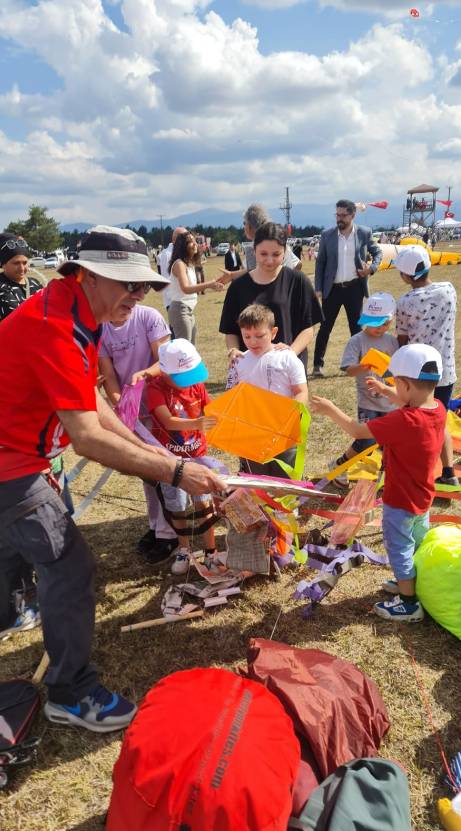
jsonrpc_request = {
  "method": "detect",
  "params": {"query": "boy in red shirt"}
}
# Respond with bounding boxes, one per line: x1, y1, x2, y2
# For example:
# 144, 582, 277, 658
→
146, 339, 218, 575
312, 343, 446, 622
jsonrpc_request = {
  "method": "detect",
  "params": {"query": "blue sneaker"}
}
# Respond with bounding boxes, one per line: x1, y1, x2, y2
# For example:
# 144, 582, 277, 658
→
44, 685, 137, 733
374, 595, 424, 622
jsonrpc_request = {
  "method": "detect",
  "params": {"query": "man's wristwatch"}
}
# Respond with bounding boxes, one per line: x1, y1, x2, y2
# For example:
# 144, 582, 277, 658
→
172, 458, 186, 487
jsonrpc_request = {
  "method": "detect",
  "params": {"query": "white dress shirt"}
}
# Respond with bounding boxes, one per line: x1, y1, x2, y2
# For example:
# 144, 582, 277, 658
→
335, 226, 357, 284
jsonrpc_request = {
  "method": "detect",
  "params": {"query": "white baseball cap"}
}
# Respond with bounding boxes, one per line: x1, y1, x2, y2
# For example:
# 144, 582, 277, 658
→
159, 339, 208, 387
358, 292, 396, 327
389, 343, 442, 382
394, 245, 431, 279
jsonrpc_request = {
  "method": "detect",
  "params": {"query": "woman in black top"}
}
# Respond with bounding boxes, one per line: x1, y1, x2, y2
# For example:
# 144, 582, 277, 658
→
0, 233, 42, 321
219, 222, 323, 367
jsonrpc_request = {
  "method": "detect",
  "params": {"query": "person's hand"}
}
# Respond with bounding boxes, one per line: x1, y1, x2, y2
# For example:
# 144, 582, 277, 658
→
357, 363, 372, 374
272, 341, 291, 351
366, 376, 387, 395
217, 269, 232, 285
180, 462, 227, 496
227, 348, 244, 366
198, 415, 218, 431
356, 264, 372, 278
131, 369, 148, 384
311, 394, 334, 415
211, 281, 225, 291
315, 290, 322, 301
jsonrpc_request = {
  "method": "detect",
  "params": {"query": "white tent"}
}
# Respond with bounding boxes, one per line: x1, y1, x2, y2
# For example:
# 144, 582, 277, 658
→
435, 218, 461, 228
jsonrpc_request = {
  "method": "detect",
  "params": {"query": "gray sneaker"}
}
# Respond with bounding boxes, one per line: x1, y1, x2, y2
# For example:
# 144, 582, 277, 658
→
312, 366, 325, 378
382, 578, 399, 594
44, 685, 137, 733
0, 605, 41, 641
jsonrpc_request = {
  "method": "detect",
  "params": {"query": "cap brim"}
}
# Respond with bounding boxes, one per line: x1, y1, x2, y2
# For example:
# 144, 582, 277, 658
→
57, 258, 171, 291
358, 314, 390, 327
169, 362, 208, 388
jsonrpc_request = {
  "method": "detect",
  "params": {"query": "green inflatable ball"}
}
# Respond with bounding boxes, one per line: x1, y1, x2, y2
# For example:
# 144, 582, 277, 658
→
414, 524, 461, 640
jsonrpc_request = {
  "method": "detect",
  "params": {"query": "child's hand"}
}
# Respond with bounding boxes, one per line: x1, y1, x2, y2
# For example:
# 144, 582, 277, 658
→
211, 281, 225, 292
198, 415, 218, 430
227, 348, 244, 366
366, 376, 387, 395
311, 394, 334, 415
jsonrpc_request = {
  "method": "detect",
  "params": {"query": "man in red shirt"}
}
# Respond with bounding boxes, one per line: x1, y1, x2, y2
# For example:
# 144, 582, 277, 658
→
312, 343, 446, 623
0, 226, 225, 733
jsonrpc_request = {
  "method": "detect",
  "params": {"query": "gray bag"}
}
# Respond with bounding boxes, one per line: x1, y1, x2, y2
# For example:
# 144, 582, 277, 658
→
288, 758, 411, 831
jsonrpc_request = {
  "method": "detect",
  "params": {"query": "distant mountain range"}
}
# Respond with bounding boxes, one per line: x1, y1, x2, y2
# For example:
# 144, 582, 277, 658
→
60, 201, 452, 233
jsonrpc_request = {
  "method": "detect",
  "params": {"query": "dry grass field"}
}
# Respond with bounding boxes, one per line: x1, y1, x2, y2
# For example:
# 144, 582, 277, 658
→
1, 252, 460, 831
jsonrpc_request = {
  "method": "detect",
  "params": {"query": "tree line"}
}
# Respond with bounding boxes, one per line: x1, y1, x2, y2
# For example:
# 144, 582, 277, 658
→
3, 205, 323, 253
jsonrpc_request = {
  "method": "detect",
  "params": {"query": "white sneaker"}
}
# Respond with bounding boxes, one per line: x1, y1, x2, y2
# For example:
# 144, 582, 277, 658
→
328, 457, 349, 487
171, 549, 190, 576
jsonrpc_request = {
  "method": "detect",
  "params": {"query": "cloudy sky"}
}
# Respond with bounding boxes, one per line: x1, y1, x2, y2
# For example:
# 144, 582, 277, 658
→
1, 0, 461, 227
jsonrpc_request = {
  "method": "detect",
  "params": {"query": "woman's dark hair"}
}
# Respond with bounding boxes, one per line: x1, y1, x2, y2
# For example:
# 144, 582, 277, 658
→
253, 222, 287, 250
168, 232, 195, 273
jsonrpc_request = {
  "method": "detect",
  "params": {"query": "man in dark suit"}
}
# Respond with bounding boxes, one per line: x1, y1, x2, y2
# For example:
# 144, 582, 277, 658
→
312, 199, 383, 377
224, 242, 242, 272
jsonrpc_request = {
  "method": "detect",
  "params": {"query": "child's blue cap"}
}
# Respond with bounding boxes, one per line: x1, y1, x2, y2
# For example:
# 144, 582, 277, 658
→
159, 339, 208, 387
358, 292, 396, 327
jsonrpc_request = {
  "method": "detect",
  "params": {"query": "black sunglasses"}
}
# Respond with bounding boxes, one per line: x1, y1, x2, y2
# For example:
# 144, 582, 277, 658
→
120, 281, 154, 294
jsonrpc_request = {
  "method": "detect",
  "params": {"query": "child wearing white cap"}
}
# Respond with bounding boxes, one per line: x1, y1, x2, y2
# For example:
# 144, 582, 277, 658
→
395, 244, 458, 486
146, 339, 218, 575
328, 292, 399, 485
312, 343, 446, 622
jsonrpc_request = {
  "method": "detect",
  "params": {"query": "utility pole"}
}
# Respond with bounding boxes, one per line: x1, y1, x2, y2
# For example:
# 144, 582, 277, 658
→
157, 214, 164, 247
279, 187, 292, 229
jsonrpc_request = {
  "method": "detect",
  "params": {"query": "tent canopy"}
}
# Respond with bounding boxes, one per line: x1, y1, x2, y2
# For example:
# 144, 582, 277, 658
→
435, 218, 461, 228
407, 184, 439, 194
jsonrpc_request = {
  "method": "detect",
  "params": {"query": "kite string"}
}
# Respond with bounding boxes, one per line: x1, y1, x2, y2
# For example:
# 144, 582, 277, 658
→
402, 628, 459, 793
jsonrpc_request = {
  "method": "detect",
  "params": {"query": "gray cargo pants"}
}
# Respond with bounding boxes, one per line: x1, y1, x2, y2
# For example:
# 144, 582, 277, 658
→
0, 473, 98, 704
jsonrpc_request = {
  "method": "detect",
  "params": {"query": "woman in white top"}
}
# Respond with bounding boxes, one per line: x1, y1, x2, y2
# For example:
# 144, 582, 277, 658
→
168, 232, 223, 343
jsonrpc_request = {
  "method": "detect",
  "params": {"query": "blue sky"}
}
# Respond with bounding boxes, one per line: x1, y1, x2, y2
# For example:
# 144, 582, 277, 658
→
0, 0, 460, 227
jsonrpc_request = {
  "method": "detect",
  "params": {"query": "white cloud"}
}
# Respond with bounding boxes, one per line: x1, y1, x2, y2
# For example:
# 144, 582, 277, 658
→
0, 1, 460, 226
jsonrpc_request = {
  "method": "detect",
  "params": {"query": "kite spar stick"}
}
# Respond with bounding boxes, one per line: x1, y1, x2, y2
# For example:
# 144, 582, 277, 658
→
121, 610, 204, 633
32, 651, 50, 684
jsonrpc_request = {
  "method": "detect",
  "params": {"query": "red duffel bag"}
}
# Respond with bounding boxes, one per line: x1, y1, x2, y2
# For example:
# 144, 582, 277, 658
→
246, 639, 390, 781
106, 667, 301, 831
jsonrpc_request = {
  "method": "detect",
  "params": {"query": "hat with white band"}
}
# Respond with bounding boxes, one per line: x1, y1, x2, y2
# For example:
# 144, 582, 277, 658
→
58, 226, 170, 290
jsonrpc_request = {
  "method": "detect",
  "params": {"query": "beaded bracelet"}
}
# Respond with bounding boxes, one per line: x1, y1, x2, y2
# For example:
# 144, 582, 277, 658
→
171, 458, 186, 487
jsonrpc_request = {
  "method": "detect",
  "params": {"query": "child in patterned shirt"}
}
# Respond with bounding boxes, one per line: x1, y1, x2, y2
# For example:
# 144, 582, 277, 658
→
395, 245, 458, 486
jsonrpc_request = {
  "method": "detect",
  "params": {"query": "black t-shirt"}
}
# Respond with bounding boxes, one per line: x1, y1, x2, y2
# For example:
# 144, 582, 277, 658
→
0, 274, 43, 322
219, 266, 323, 365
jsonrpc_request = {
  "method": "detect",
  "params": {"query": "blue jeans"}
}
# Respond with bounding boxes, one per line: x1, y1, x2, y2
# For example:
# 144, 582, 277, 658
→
382, 504, 429, 581
351, 407, 386, 454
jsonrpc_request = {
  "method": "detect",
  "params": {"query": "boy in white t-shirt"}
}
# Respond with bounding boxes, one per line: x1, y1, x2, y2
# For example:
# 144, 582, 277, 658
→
395, 245, 458, 486
227, 303, 308, 478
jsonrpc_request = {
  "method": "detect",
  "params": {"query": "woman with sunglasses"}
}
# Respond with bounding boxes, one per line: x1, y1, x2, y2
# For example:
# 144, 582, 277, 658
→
0, 234, 44, 638
0, 233, 43, 322
168, 232, 223, 343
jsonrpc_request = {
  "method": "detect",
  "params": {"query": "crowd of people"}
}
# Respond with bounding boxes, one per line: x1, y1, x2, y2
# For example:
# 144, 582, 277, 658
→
0, 199, 458, 741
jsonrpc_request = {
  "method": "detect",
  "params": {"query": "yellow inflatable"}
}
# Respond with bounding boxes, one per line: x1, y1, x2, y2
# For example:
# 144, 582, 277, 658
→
378, 240, 461, 270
